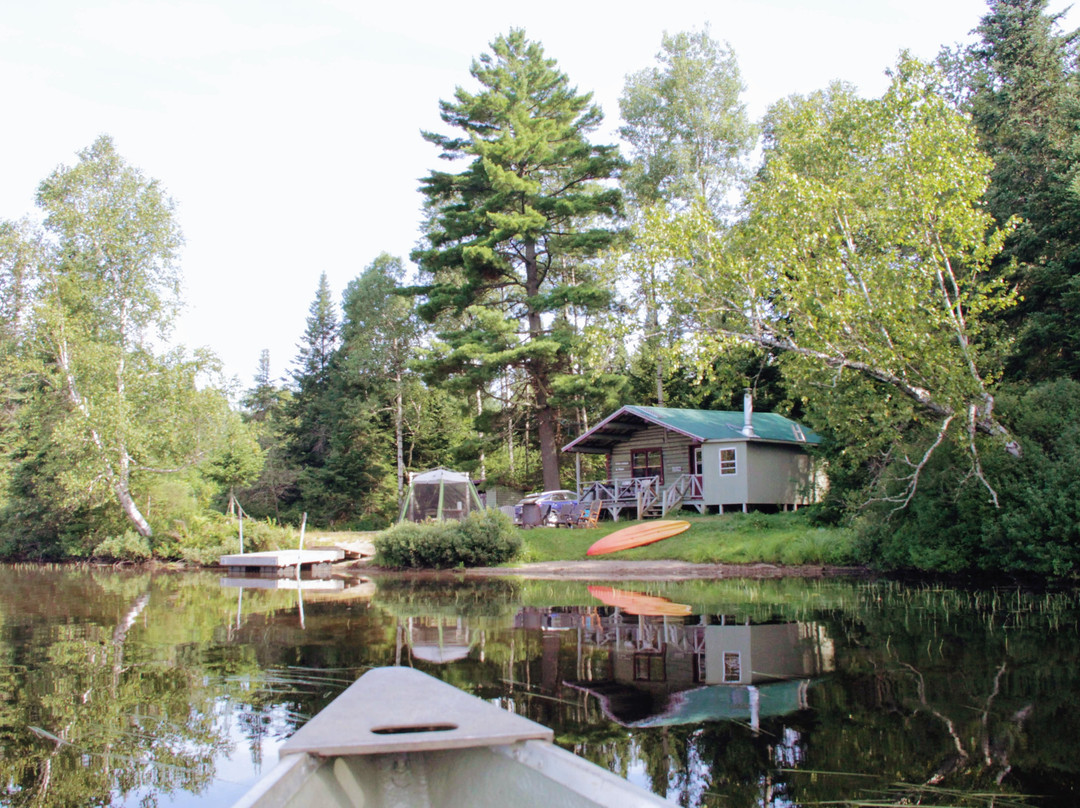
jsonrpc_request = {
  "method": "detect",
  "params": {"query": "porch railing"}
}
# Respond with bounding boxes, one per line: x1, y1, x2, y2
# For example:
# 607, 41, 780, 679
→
662, 474, 704, 515
580, 474, 703, 520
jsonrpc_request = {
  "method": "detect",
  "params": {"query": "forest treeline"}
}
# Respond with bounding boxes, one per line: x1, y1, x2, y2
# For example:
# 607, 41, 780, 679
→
1, 0, 1078, 576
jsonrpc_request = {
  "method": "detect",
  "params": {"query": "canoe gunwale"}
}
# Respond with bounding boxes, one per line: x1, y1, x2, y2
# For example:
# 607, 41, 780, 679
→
236, 739, 673, 807
231, 753, 320, 808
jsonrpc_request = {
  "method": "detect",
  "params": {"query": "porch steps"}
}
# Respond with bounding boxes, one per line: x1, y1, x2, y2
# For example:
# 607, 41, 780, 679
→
658, 493, 683, 517
640, 497, 665, 519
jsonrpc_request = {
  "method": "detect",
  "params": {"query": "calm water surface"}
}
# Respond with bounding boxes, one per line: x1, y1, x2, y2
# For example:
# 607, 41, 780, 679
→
1, 565, 1078, 807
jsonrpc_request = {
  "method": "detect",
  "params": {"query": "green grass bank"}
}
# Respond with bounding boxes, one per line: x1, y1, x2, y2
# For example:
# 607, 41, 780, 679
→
515, 511, 857, 566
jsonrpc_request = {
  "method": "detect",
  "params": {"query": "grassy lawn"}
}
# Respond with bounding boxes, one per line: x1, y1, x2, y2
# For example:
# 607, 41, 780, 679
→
516, 510, 858, 566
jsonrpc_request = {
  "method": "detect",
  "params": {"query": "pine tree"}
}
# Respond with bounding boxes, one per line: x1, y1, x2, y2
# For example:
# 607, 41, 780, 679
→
284, 274, 339, 506
241, 349, 283, 423
967, 0, 1080, 380
236, 349, 294, 518
292, 273, 338, 396
412, 30, 623, 491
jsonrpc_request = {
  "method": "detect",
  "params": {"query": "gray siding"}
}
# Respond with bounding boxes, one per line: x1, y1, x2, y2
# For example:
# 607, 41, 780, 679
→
701, 442, 747, 506
746, 443, 813, 504
609, 424, 696, 484
702, 441, 816, 508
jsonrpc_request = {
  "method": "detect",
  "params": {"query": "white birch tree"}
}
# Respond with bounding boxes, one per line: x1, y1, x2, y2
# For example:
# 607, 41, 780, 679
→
647, 58, 1020, 505
18, 136, 223, 538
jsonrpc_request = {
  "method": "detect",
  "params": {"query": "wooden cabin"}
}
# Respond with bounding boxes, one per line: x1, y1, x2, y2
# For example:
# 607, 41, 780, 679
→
562, 397, 824, 519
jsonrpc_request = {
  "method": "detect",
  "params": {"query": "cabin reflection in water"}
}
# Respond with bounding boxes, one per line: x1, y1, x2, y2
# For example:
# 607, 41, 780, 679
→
517, 606, 834, 729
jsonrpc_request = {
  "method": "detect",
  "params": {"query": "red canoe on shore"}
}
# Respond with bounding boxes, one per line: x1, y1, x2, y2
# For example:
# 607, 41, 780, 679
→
585, 520, 690, 556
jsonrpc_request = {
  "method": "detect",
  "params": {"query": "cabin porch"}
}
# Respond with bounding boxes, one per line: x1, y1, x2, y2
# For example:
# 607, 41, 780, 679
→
579, 474, 705, 521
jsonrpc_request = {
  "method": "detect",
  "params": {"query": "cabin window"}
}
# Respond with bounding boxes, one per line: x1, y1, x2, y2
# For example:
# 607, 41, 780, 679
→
633, 653, 666, 682
720, 448, 737, 475
723, 652, 742, 683
631, 448, 663, 483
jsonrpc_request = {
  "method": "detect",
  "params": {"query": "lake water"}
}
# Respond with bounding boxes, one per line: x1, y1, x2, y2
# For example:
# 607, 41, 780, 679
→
1, 565, 1078, 807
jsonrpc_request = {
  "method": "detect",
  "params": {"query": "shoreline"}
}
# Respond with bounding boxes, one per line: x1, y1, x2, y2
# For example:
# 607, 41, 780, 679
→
353, 559, 872, 581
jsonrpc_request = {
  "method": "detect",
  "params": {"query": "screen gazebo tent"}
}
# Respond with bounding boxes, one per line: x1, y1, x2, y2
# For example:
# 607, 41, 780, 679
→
398, 468, 484, 523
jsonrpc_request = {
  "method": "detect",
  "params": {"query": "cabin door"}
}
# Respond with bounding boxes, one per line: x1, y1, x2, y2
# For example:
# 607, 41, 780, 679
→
690, 445, 703, 475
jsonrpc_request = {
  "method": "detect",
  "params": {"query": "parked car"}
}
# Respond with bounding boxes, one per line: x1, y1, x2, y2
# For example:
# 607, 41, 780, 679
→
514, 490, 578, 526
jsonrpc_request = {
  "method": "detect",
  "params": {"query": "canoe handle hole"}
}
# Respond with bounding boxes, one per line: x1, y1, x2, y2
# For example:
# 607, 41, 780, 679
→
371, 723, 458, 735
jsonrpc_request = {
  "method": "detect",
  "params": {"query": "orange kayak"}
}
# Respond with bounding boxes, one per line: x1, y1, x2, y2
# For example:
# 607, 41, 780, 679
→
587, 585, 692, 616
585, 520, 690, 556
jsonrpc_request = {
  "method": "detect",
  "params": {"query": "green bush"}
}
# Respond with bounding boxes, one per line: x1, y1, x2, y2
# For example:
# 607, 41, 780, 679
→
93, 531, 152, 562
158, 511, 297, 565
375, 509, 520, 569
856, 379, 1080, 577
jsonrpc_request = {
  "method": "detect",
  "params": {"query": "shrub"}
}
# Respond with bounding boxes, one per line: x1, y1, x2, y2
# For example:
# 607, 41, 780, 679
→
157, 511, 297, 565
375, 509, 520, 569
93, 531, 152, 562
856, 379, 1080, 577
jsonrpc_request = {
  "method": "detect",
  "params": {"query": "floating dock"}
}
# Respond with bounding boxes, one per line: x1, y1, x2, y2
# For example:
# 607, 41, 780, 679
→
219, 548, 345, 575
219, 576, 346, 591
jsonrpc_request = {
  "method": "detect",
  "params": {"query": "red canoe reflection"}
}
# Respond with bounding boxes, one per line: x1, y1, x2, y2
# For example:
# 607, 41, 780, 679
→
587, 585, 693, 616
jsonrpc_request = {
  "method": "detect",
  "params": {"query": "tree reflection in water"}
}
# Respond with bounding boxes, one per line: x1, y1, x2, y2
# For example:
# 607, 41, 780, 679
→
1, 570, 225, 806
0, 569, 1076, 806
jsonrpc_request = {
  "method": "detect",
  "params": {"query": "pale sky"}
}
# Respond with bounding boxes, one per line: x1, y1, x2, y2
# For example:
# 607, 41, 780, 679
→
2, 0, 1075, 389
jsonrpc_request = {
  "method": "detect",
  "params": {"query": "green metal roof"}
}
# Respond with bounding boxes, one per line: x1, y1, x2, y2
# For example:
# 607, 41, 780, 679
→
562, 405, 822, 455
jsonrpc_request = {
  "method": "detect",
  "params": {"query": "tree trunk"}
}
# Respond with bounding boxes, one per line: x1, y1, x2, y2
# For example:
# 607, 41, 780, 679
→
535, 394, 561, 491
476, 388, 486, 482
524, 241, 561, 491
115, 483, 153, 537
506, 372, 515, 476
55, 335, 154, 537
395, 369, 405, 505
645, 269, 664, 406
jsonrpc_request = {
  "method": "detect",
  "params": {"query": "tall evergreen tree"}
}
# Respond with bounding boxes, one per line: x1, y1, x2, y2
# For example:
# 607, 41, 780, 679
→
286, 273, 338, 470
236, 350, 294, 518
241, 349, 284, 423
412, 29, 623, 492
276, 273, 347, 523
966, 0, 1080, 380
